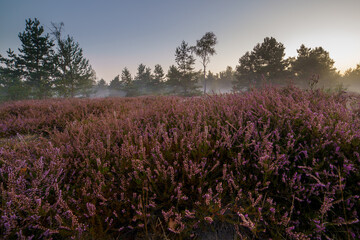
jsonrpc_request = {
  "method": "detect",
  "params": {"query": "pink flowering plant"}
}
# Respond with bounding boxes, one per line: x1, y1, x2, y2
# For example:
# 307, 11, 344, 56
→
0, 86, 359, 239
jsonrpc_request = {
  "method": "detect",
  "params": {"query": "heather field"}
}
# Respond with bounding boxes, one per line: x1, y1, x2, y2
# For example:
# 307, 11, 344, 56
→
1, 86, 360, 239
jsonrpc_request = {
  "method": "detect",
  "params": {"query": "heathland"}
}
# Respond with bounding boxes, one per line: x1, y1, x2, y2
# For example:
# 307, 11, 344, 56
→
1, 86, 360, 239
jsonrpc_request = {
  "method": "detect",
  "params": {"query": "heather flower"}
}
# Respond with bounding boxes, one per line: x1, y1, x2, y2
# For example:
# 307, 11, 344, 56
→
86, 203, 96, 217
204, 216, 213, 224
184, 209, 195, 219
237, 212, 255, 230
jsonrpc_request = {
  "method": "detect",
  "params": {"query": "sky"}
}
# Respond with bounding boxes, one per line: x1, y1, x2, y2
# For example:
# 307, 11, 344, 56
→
1, 0, 360, 83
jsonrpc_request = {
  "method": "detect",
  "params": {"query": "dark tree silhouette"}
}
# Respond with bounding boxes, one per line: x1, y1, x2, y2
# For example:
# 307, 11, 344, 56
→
166, 65, 181, 94
117, 67, 134, 96
234, 37, 288, 90
16, 18, 55, 99
0, 51, 27, 101
343, 64, 360, 82
291, 44, 339, 87
96, 78, 107, 91
342, 64, 360, 91
121, 67, 132, 85
52, 22, 95, 97
109, 75, 121, 90
150, 64, 165, 94
153, 64, 165, 84
97, 78, 107, 87
132, 64, 153, 95
175, 41, 199, 95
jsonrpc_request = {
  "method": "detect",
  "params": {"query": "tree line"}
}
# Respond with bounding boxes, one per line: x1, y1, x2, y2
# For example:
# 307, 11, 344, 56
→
101, 36, 359, 97
100, 35, 217, 97
1, 18, 360, 101
0, 19, 95, 101
88, 33, 219, 97
234, 37, 342, 90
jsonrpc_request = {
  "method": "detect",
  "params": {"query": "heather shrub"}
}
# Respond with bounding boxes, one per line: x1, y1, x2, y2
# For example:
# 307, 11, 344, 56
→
0, 98, 129, 137
1, 86, 359, 239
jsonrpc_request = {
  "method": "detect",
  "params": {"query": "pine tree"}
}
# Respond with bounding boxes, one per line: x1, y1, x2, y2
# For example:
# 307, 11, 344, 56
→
133, 64, 153, 95
52, 23, 95, 97
153, 64, 164, 84
0, 50, 28, 101
343, 64, 360, 82
233, 51, 257, 90
17, 18, 55, 99
134, 64, 146, 82
97, 78, 108, 88
342, 64, 360, 91
166, 65, 181, 94
95, 78, 106, 93
120, 67, 136, 96
121, 67, 132, 85
234, 37, 288, 89
291, 44, 339, 87
109, 75, 122, 90
175, 41, 199, 95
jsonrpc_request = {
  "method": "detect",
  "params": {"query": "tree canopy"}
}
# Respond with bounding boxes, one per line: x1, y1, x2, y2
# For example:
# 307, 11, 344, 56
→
234, 37, 288, 90
53, 32, 95, 97
0, 18, 96, 100
17, 18, 55, 98
174, 41, 200, 95
291, 44, 339, 87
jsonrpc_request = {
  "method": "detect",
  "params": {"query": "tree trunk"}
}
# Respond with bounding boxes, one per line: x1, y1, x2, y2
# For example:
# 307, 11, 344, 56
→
203, 64, 206, 94
71, 83, 74, 98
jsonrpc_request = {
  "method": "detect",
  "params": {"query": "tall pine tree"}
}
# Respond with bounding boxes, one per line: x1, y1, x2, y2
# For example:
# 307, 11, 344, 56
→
121, 67, 135, 96
153, 64, 164, 85
175, 41, 199, 95
234, 37, 288, 90
17, 18, 55, 99
52, 23, 95, 97
121, 67, 132, 86
133, 64, 153, 95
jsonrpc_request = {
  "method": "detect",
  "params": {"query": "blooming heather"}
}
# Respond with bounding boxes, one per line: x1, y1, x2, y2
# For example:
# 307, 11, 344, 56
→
0, 86, 359, 239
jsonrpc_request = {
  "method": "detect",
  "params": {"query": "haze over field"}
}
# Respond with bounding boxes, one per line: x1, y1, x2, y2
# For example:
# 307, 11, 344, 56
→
1, 0, 360, 82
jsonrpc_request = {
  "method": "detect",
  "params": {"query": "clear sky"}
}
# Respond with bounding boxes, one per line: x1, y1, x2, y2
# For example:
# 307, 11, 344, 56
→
1, 0, 360, 82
